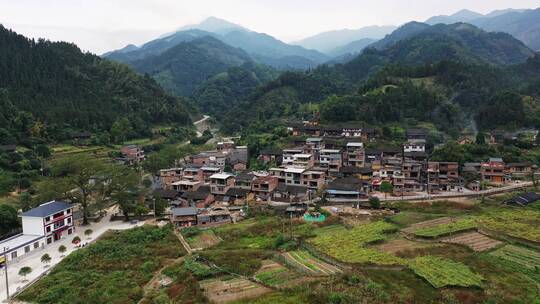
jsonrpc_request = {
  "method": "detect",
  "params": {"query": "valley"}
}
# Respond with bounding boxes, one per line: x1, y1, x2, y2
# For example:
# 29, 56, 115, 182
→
1, 3, 540, 304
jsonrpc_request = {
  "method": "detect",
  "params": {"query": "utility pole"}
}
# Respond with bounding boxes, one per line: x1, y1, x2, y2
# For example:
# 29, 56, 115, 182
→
3, 247, 9, 301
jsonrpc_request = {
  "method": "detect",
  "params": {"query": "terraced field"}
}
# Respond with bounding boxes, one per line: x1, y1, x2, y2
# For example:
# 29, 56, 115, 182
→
488, 245, 540, 283
199, 277, 272, 304
477, 209, 540, 242
490, 245, 540, 272
308, 221, 405, 265
254, 260, 306, 287
441, 232, 503, 252
401, 217, 456, 234
282, 251, 342, 275
406, 218, 477, 238
408, 256, 484, 288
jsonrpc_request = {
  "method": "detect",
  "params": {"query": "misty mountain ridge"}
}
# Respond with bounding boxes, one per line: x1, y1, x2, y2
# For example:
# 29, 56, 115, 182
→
294, 25, 397, 54
105, 17, 329, 70
425, 7, 540, 50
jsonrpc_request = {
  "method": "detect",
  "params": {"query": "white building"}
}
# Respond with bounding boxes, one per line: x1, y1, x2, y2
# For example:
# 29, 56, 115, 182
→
0, 201, 74, 262
403, 139, 426, 153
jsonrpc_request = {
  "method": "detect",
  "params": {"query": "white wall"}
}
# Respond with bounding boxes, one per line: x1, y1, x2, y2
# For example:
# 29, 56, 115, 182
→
21, 217, 45, 236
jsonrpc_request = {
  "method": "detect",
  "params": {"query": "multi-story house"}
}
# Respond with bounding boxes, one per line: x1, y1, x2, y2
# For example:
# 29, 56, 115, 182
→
506, 162, 533, 177
23, 201, 74, 244
293, 154, 315, 168
1, 201, 74, 262
282, 148, 304, 166
344, 143, 365, 167
403, 139, 426, 153
270, 167, 306, 186
301, 170, 326, 190
342, 127, 363, 138
172, 180, 203, 193
216, 140, 235, 153
319, 149, 342, 175
182, 166, 203, 182
120, 145, 145, 164
209, 173, 235, 195
258, 149, 283, 165
235, 171, 255, 190
201, 166, 222, 183
304, 138, 323, 154
480, 158, 508, 184
159, 168, 184, 189
251, 175, 279, 195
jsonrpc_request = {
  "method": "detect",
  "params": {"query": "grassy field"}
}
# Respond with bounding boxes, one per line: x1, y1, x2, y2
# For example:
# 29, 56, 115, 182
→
308, 221, 405, 265
181, 228, 221, 250
18, 225, 184, 304
408, 256, 484, 288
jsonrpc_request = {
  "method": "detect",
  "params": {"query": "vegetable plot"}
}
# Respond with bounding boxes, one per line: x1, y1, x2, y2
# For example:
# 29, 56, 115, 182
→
408, 256, 484, 288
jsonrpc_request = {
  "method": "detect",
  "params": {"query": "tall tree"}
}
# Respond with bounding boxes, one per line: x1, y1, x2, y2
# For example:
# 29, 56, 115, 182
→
50, 155, 108, 225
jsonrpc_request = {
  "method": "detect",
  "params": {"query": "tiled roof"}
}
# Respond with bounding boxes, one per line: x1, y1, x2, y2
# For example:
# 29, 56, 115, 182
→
21, 201, 71, 218
171, 207, 198, 216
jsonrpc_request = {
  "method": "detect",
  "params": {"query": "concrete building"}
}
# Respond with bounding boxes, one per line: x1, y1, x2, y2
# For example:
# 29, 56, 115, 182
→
210, 173, 235, 195
0, 201, 74, 262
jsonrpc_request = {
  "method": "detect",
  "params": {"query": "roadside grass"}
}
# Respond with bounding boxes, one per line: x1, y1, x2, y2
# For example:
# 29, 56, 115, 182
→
408, 256, 484, 288
17, 225, 184, 304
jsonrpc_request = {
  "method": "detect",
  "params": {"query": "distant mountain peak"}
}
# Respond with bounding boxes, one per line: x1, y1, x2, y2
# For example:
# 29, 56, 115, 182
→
179, 16, 247, 34
453, 9, 483, 19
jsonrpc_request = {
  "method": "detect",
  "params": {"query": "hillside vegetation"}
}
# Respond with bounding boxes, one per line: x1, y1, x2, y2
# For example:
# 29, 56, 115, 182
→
0, 25, 194, 144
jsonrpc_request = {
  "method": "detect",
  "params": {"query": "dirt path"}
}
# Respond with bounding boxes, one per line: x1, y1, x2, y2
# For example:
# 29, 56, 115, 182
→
174, 230, 193, 255
138, 257, 184, 304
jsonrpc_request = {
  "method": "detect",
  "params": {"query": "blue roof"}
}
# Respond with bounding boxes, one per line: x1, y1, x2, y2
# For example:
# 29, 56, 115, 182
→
21, 201, 71, 218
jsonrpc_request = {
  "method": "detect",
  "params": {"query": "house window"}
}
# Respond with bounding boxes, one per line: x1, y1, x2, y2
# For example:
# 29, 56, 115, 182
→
47, 237, 52, 244
46, 226, 51, 233
24, 246, 30, 253
45, 216, 50, 222
68, 228, 73, 235
11, 251, 17, 259
66, 209, 71, 214
34, 242, 39, 249
67, 218, 72, 224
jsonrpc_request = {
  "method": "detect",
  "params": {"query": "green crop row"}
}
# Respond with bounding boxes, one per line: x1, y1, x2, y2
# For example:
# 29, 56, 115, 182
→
308, 221, 404, 265
413, 218, 477, 238
408, 256, 484, 288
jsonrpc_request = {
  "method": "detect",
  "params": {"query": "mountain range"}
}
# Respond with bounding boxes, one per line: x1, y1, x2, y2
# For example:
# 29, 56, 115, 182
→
426, 8, 540, 50
105, 17, 329, 71
293, 25, 397, 54
217, 21, 537, 133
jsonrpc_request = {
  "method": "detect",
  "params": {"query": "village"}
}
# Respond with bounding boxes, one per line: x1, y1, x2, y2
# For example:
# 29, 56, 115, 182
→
141, 124, 535, 228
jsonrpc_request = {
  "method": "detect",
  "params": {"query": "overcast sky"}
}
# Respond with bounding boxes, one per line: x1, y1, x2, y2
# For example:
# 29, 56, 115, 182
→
1, 0, 539, 54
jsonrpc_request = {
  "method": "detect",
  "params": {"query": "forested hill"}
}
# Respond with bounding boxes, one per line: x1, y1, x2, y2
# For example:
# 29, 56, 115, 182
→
219, 23, 538, 133
130, 36, 253, 96
0, 25, 195, 144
